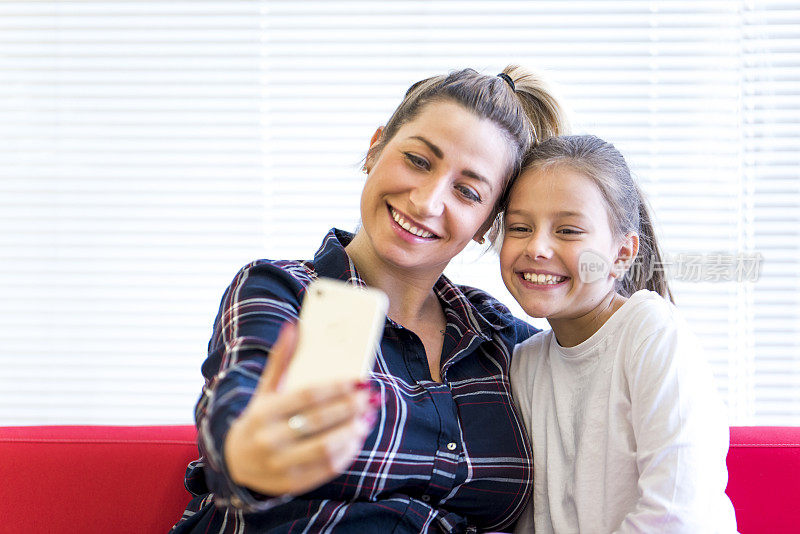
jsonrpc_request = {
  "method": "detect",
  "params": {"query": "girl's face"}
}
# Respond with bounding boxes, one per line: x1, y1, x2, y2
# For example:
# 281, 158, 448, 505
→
358, 100, 512, 276
499, 164, 637, 340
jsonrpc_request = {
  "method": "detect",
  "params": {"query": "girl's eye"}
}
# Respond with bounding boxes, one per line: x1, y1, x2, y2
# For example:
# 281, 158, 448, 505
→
506, 225, 530, 234
456, 184, 482, 203
404, 152, 430, 170
558, 228, 584, 236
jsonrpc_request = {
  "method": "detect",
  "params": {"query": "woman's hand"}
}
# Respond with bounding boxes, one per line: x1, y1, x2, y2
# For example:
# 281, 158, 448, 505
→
224, 322, 380, 496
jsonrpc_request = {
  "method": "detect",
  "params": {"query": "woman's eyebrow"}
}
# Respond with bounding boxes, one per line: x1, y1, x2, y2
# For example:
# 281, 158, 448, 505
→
408, 135, 493, 191
409, 135, 443, 158
462, 170, 493, 191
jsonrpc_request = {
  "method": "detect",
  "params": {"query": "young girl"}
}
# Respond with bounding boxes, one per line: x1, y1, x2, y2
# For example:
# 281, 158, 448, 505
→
500, 135, 738, 533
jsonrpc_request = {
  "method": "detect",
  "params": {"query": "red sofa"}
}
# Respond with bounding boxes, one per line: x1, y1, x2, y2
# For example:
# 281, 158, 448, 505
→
1, 425, 797, 533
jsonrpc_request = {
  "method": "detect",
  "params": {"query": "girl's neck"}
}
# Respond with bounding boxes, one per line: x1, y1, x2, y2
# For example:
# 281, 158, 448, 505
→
548, 291, 628, 348
345, 231, 445, 324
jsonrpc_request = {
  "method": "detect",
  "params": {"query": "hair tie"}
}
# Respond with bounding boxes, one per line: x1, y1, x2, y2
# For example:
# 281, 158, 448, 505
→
497, 72, 515, 91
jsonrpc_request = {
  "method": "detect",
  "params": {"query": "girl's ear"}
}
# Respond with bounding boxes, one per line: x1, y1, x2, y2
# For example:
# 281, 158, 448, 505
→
611, 232, 640, 278
472, 213, 498, 244
364, 126, 385, 173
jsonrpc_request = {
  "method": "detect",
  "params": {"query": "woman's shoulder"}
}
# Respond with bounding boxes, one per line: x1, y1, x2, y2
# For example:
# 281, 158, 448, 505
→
454, 283, 540, 341
236, 258, 316, 284
218, 258, 317, 310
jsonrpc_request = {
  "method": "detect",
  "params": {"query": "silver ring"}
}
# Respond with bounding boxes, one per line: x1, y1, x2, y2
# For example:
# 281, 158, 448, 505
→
287, 413, 310, 437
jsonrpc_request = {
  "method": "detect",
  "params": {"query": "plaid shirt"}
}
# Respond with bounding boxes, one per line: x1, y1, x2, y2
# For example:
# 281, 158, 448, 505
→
172, 229, 537, 533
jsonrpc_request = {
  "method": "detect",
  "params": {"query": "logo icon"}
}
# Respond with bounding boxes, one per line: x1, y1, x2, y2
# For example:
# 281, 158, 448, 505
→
578, 250, 610, 283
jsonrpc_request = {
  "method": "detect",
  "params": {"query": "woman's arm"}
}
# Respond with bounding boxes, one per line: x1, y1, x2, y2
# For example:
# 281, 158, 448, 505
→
195, 262, 377, 511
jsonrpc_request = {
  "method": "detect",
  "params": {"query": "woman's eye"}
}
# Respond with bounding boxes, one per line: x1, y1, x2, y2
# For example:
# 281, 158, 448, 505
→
404, 152, 430, 170
456, 185, 482, 203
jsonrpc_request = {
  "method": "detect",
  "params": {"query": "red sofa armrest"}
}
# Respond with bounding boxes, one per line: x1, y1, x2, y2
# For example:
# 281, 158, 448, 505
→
0, 425, 197, 534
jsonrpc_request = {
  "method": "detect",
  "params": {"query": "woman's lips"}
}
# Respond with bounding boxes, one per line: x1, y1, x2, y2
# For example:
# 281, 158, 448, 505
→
387, 205, 439, 240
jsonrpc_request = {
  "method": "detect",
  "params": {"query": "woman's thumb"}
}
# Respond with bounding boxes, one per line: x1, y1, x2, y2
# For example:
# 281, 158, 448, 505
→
255, 321, 298, 395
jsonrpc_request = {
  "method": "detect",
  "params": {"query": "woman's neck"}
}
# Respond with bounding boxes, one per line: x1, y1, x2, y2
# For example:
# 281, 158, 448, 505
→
548, 291, 628, 348
344, 231, 445, 324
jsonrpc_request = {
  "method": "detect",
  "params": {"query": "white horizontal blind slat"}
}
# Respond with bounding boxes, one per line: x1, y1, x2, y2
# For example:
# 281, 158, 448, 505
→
0, 1, 268, 424
742, 3, 800, 423
1, 0, 797, 425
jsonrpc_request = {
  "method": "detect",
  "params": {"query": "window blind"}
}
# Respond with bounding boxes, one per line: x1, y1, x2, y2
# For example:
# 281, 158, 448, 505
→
0, 1, 269, 423
1, 0, 797, 425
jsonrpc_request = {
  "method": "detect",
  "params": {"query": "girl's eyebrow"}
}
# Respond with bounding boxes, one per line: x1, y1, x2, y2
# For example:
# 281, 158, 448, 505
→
555, 210, 586, 219
505, 209, 586, 219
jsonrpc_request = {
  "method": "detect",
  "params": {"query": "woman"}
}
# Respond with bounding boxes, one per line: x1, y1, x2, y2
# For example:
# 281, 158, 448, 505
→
172, 66, 568, 533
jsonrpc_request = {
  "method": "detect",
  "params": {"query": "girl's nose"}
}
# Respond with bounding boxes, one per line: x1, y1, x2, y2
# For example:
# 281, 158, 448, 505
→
526, 231, 553, 260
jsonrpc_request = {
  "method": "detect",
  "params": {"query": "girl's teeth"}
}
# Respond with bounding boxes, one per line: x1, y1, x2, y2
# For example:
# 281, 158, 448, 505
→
523, 273, 565, 285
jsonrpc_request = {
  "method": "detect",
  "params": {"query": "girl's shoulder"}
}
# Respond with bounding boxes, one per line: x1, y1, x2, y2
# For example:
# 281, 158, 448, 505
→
614, 289, 684, 343
617, 290, 707, 373
511, 329, 553, 372
514, 329, 552, 354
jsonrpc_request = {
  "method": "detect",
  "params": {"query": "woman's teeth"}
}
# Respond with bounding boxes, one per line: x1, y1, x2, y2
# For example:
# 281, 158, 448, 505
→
391, 208, 434, 238
523, 272, 566, 285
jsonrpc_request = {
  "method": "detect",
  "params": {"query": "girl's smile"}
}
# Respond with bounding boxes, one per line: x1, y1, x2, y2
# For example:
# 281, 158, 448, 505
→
516, 269, 569, 288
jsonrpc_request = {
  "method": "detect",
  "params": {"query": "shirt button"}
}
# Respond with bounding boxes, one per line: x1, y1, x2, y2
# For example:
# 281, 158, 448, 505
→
446, 442, 457, 451
421, 495, 431, 502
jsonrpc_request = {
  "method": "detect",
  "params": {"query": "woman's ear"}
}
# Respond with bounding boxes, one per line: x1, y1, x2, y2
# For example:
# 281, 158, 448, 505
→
611, 232, 640, 278
370, 126, 384, 147
364, 126, 385, 173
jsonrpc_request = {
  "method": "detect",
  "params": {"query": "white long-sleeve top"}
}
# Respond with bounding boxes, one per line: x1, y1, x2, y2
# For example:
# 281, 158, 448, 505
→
511, 290, 737, 533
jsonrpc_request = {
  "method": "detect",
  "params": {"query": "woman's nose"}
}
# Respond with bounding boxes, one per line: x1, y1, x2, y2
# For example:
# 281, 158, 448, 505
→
408, 176, 448, 217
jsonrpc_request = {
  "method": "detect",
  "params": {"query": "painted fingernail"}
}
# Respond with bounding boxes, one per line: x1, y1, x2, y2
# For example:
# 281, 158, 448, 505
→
368, 391, 383, 407
355, 380, 371, 391
362, 411, 378, 427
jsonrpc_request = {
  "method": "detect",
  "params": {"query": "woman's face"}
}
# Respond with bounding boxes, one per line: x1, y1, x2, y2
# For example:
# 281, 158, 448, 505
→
359, 100, 513, 274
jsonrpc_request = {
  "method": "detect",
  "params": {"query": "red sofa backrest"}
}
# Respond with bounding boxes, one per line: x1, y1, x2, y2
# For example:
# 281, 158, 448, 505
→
1, 425, 798, 533
0, 425, 197, 534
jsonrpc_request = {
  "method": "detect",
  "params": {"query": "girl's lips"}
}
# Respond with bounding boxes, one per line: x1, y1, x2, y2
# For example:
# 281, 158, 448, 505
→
517, 269, 566, 278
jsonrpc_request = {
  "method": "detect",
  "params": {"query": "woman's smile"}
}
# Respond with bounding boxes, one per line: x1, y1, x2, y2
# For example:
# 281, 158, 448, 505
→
387, 204, 440, 241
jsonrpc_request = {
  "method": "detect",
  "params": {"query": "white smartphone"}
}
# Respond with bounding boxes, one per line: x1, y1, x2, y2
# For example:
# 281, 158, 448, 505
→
282, 278, 389, 391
